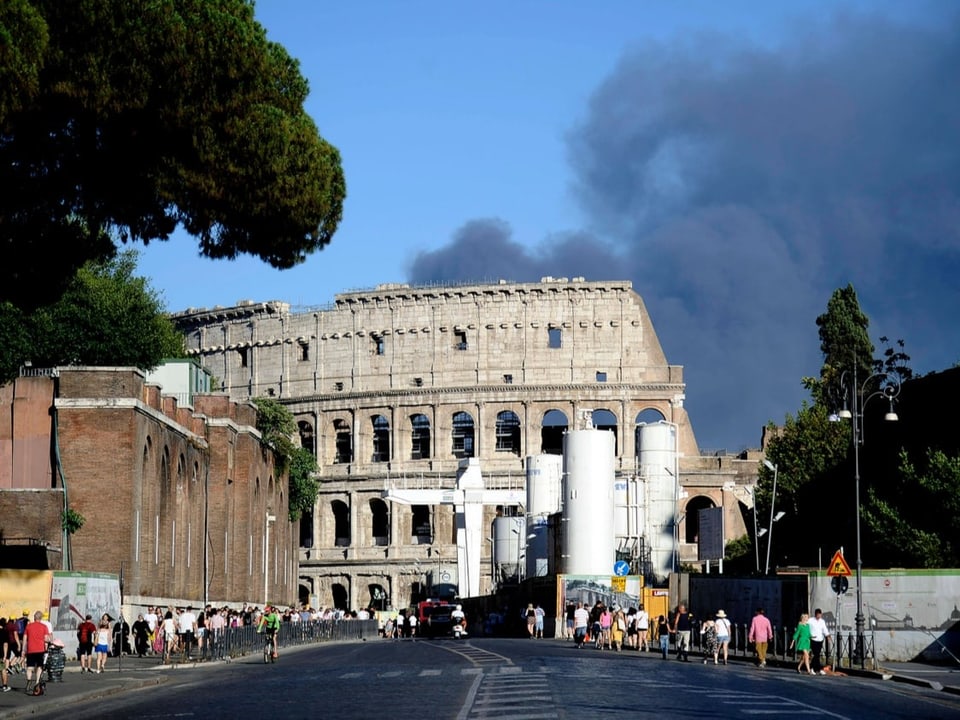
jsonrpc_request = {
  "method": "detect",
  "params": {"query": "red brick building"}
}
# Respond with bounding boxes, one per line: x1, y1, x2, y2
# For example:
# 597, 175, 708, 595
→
0, 367, 297, 609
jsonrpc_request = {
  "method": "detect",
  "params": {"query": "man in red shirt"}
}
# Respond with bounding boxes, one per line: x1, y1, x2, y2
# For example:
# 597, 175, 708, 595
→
76, 615, 97, 673
22, 611, 50, 694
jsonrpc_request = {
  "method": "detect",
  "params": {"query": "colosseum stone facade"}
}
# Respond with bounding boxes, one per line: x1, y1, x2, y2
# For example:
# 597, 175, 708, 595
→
173, 277, 759, 611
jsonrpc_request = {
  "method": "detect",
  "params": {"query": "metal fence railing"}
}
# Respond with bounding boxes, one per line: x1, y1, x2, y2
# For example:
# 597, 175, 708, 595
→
197, 619, 379, 661
652, 621, 877, 671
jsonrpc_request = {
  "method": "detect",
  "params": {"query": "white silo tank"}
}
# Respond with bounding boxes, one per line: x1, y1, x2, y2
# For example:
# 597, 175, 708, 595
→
526, 454, 563, 577
526, 454, 563, 516
614, 474, 641, 562
492, 516, 524, 582
638, 422, 678, 583
561, 429, 616, 576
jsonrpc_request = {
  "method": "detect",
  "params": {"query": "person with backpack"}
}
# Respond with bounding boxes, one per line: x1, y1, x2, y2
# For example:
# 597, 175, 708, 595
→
76, 615, 97, 673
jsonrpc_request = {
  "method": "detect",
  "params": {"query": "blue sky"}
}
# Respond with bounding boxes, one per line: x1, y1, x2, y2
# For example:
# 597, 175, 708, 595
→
137, 0, 959, 452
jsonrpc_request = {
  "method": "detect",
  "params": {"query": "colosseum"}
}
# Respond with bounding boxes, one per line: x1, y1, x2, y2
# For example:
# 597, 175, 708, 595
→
172, 277, 761, 612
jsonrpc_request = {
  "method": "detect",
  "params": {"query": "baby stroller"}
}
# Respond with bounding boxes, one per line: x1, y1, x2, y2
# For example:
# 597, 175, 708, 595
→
44, 638, 66, 683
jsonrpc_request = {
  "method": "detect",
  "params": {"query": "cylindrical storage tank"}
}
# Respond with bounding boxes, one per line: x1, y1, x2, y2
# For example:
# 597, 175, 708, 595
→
614, 474, 641, 560
638, 422, 678, 583
492, 516, 525, 582
526, 454, 563, 516
561, 429, 616, 576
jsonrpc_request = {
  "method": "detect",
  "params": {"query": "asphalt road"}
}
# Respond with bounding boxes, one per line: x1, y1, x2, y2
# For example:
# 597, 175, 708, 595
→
15, 638, 960, 720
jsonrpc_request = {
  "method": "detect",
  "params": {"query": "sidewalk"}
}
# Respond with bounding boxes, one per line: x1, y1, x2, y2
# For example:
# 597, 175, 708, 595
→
0, 651, 231, 719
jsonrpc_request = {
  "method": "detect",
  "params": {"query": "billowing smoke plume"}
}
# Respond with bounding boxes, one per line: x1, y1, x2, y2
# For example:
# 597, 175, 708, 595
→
409, 10, 960, 450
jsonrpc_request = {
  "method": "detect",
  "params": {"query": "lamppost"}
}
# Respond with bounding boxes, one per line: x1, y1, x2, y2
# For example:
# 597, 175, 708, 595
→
762, 460, 785, 575
750, 484, 768, 574
835, 358, 900, 668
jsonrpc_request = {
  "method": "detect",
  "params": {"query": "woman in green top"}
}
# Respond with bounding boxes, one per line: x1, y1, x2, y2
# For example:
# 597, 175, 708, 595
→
790, 613, 813, 675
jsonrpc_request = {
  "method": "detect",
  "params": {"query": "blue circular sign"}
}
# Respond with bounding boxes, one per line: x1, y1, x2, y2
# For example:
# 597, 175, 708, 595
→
613, 560, 630, 577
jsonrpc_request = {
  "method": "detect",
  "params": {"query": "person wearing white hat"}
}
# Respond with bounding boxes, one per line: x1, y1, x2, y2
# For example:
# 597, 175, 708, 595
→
715, 610, 732, 665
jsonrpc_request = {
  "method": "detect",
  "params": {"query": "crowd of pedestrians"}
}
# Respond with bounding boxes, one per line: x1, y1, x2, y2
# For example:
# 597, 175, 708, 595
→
559, 600, 832, 674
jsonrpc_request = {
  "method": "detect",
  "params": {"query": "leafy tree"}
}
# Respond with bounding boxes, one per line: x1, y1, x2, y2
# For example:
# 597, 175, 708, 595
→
863, 449, 960, 567
1, 0, 346, 311
24, 250, 185, 371
0, 250, 185, 381
807, 284, 874, 410
288, 446, 320, 522
252, 397, 319, 520
759, 404, 850, 568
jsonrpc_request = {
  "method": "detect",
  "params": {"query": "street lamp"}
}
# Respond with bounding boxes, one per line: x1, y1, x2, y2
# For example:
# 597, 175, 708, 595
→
835, 357, 900, 669
762, 459, 781, 575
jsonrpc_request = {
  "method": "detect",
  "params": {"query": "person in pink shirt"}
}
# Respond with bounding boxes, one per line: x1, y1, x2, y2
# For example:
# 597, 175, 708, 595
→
748, 607, 774, 668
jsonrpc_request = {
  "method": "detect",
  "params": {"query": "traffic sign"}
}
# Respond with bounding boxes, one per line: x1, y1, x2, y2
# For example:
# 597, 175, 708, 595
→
826, 550, 852, 577
831, 576, 849, 595
611, 576, 626, 592
613, 560, 630, 577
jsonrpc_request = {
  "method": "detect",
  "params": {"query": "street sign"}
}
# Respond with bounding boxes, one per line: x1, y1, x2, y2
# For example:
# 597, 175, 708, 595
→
613, 560, 630, 577
831, 576, 849, 595
826, 550, 852, 577
611, 576, 626, 592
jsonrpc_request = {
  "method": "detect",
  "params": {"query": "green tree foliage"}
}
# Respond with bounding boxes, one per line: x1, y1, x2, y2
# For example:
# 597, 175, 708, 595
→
0, 250, 185, 381
807, 284, 874, 410
759, 404, 851, 568
288, 446, 320, 522
862, 449, 960, 568
25, 250, 185, 370
252, 397, 319, 520
0, 0, 346, 311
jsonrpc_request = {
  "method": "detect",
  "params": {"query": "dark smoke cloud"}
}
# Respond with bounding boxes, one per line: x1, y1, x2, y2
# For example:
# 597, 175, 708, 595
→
409, 10, 960, 451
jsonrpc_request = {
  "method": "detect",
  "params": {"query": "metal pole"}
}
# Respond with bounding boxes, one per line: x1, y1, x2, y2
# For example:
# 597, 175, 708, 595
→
852, 364, 865, 669
764, 464, 778, 575
752, 488, 760, 574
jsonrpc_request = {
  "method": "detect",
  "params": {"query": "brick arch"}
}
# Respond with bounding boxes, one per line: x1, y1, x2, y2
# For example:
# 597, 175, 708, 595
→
681, 492, 719, 544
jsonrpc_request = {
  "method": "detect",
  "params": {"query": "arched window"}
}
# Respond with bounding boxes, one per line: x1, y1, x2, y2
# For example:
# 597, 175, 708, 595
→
332, 500, 350, 547
298, 419, 316, 456
331, 583, 348, 611
370, 498, 389, 546
410, 414, 431, 460
684, 495, 715, 544
496, 410, 521, 456
411, 505, 432, 544
540, 409, 568, 455
452, 411, 474, 458
333, 419, 352, 464
371, 415, 390, 462
592, 408, 618, 455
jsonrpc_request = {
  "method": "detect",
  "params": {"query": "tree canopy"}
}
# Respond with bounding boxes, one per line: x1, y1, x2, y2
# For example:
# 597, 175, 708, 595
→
0, 0, 345, 311
0, 249, 185, 381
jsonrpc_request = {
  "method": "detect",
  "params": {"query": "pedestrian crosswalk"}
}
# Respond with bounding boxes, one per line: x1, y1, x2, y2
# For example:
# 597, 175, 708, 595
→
334, 665, 852, 718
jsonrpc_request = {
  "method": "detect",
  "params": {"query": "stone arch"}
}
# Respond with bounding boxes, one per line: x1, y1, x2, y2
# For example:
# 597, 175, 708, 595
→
297, 418, 316, 456
684, 494, 716, 544
410, 413, 431, 460
370, 498, 389, 546
451, 411, 475, 458
495, 410, 521, 456
332, 500, 350, 547
540, 409, 568, 455
330, 417, 352, 465
331, 582, 348, 611
371, 414, 390, 462
592, 408, 618, 455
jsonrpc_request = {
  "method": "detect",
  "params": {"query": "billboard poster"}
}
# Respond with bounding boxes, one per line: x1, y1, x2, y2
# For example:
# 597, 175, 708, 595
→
559, 574, 642, 613
50, 571, 121, 636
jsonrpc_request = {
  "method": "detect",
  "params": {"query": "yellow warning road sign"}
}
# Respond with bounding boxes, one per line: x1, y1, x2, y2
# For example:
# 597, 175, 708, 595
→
611, 576, 626, 592
826, 550, 852, 577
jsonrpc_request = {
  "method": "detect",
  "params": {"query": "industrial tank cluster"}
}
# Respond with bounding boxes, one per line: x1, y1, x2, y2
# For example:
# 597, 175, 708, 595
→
490, 422, 679, 584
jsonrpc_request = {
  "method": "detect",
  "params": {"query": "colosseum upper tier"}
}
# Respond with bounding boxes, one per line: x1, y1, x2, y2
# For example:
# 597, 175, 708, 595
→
173, 277, 754, 611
